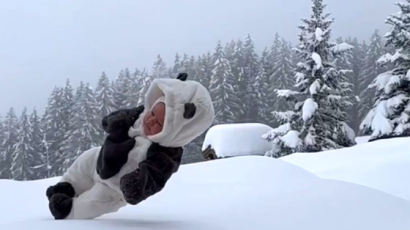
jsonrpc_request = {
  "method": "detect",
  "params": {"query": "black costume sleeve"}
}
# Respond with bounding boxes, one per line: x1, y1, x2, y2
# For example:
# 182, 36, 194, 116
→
119, 143, 183, 205
97, 105, 145, 179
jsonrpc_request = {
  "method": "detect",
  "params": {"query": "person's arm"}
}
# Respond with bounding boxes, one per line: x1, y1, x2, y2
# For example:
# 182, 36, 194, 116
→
120, 143, 183, 205
101, 106, 144, 137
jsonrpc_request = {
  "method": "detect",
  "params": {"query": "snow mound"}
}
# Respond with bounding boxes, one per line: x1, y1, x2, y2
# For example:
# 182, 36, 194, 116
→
283, 137, 410, 201
1, 156, 410, 230
202, 123, 273, 157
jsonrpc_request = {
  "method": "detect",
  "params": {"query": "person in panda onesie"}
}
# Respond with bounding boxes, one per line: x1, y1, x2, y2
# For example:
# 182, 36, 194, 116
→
45, 74, 215, 219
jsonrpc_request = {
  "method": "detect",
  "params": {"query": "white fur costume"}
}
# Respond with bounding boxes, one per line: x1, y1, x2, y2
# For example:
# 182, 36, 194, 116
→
56, 78, 214, 219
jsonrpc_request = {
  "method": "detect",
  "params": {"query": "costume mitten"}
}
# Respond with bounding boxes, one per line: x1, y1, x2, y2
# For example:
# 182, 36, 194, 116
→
120, 143, 183, 205
46, 182, 75, 200
49, 193, 73, 219
120, 169, 147, 205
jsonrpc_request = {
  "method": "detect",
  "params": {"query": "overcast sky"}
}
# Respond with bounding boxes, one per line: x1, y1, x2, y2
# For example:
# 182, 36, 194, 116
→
0, 0, 398, 115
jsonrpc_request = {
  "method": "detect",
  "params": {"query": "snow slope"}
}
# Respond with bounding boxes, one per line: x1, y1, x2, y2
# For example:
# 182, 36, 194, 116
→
283, 136, 410, 201
1, 155, 410, 230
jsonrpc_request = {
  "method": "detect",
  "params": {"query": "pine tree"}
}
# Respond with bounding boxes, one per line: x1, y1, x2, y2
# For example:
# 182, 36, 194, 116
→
209, 42, 242, 124
0, 109, 19, 178
0, 115, 4, 166
198, 52, 214, 89
241, 34, 261, 122
11, 108, 34, 180
359, 30, 391, 134
264, 0, 355, 157
95, 72, 116, 143
113, 69, 132, 110
172, 53, 182, 77
336, 37, 364, 133
255, 48, 275, 126
152, 55, 168, 79
137, 69, 153, 105
360, 2, 410, 140
271, 37, 296, 113
96, 72, 116, 118
29, 109, 46, 179
61, 82, 100, 170
43, 87, 67, 176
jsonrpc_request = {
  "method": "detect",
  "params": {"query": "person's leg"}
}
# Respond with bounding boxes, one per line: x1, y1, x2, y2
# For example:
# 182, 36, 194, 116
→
50, 182, 127, 219
46, 147, 100, 199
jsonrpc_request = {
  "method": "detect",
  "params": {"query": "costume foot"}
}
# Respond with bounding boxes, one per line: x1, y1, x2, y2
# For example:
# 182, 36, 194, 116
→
46, 182, 75, 200
49, 193, 73, 219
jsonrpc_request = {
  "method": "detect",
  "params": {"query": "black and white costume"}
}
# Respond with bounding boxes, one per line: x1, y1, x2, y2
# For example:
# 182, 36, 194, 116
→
46, 75, 214, 219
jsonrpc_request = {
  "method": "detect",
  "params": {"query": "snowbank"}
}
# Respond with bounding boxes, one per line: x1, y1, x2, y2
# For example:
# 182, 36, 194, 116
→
202, 123, 273, 157
1, 156, 410, 230
283, 137, 410, 201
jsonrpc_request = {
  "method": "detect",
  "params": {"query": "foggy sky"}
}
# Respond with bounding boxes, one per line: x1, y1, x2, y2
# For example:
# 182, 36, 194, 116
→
0, 0, 398, 115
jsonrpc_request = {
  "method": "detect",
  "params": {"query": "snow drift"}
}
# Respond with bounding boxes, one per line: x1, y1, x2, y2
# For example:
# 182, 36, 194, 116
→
1, 149, 410, 229
283, 136, 410, 201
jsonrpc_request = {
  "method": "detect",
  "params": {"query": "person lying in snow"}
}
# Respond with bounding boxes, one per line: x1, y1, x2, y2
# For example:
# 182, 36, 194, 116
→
45, 73, 215, 219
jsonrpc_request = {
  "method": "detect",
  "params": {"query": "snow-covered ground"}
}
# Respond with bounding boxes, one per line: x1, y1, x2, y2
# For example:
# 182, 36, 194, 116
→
283, 136, 410, 201
1, 137, 410, 230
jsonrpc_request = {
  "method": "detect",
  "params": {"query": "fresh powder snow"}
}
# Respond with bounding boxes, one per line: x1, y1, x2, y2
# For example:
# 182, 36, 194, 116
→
283, 136, 410, 201
1, 149, 410, 230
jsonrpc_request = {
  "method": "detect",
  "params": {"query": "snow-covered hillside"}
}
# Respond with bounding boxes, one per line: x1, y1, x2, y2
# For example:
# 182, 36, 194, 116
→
1, 138, 410, 230
283, 136, 410, 201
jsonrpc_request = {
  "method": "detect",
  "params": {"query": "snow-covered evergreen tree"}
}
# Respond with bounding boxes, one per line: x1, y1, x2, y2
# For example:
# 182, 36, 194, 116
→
43, 87, 67, 176
95, 72, 116, 118
359, 30, 391, 134
360, 2, 410, 140
0, 108, 19, 178
209, 42, 243, 124
11, 108, 35, 180
264, 0, 355, 157
256, 48, 276, 126
152, 55, 168, 79
113, 69, 132, 110
61, 82, 100, 170
241, 34, 261, 122
29, 109, 46, 179
270, 37, 296, 113
172, 53, 182, 77
95, 72, 116, 143
335, 37, 363, 133
0, 115, 4, 166
198, 52, 214, 89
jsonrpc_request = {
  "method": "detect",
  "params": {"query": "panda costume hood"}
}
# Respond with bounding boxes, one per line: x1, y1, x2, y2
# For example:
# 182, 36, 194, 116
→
47, 74, 215, 219
130, 76, 215, 147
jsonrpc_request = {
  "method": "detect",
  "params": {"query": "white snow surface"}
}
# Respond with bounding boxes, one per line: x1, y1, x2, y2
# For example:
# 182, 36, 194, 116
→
302, 98, 318, 121
283, 136, 410, 201
2, 138, 410, 229
2, 154, 410, 229
0, 152, 410, 230
355, 135, 370, 144
202, 123, 273, 157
